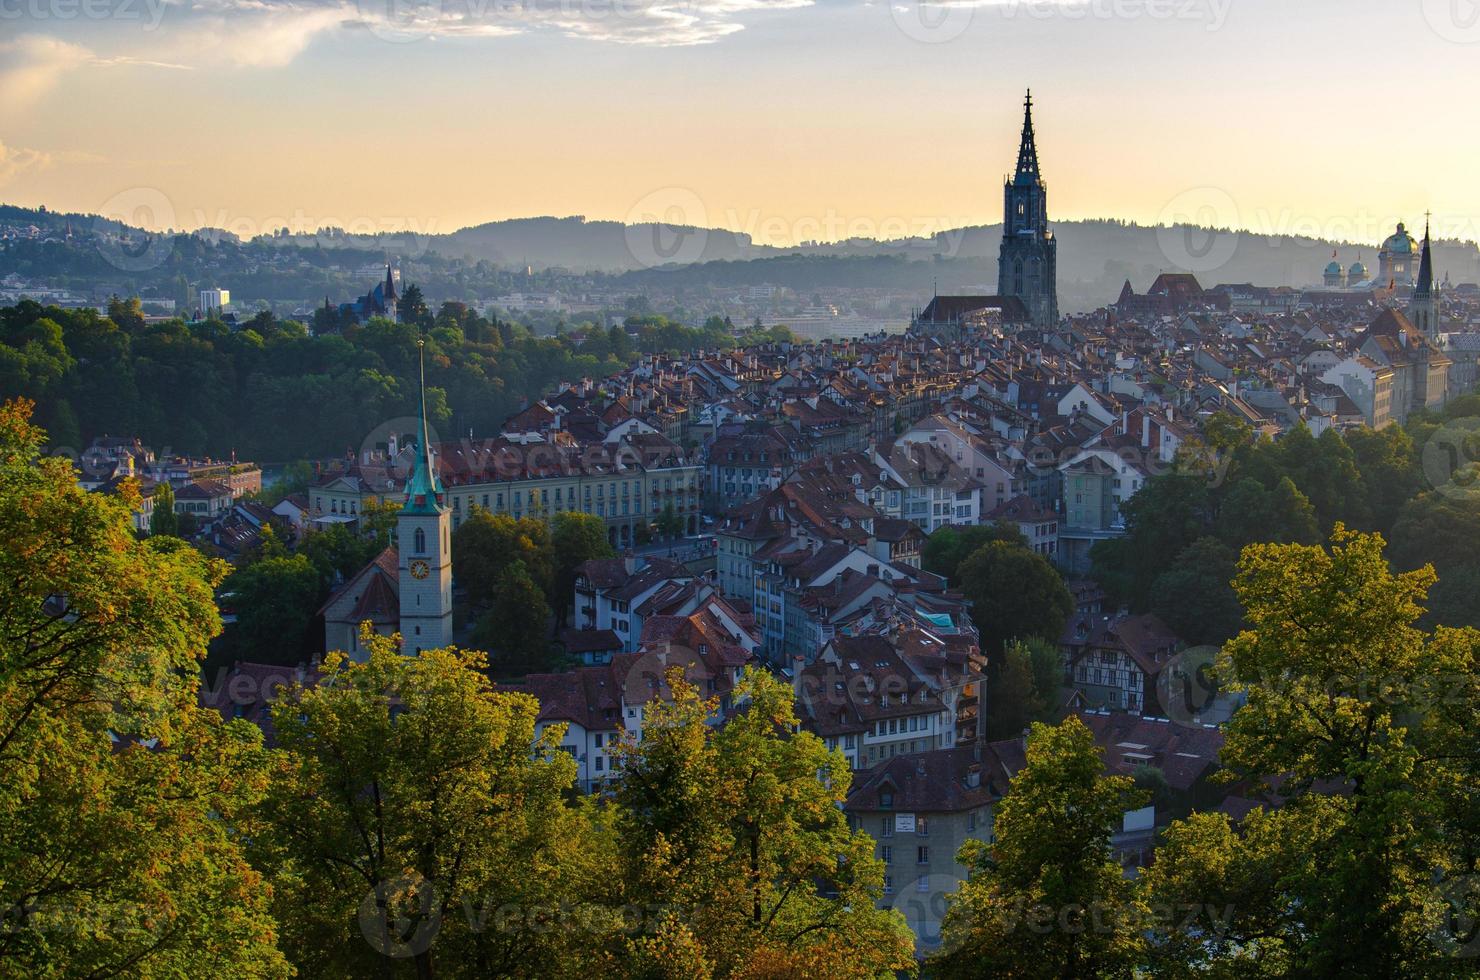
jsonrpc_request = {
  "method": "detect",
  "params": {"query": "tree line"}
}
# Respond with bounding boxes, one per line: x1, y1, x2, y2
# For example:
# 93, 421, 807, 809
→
0, 298, 792, 464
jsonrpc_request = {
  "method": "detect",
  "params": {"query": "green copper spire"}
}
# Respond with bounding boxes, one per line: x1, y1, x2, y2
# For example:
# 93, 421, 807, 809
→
403, 338, 444, 514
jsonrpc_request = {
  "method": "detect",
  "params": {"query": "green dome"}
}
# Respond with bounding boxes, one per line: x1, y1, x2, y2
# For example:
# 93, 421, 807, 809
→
1383, 223, 1417, 255
1349, 260, 1369, 279
1325, 260, 1343, 275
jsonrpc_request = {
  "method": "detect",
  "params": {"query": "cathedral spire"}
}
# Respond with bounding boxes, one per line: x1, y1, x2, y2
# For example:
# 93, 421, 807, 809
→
1015, 89, 1040, 186
1415, 213, 1434, 298
403, 339, 444, 513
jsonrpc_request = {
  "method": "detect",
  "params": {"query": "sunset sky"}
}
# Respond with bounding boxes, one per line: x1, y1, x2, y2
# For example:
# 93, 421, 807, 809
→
4, 0, 1479, 247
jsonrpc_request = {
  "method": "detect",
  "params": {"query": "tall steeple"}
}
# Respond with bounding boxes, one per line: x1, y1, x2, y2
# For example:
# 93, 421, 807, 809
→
1015, 89, 1041, 186
403, 339, 444, 514
397, 337, 453, 655
1408, 213, 1440, 343
999, 89, 1058, 328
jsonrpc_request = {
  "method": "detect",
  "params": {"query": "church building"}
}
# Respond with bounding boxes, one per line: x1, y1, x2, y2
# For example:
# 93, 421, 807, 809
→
998, 91, 1059, 329
321, 340, 454, 657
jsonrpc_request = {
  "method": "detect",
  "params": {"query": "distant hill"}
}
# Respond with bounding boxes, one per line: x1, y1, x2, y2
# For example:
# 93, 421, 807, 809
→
6, 204, 1479, 315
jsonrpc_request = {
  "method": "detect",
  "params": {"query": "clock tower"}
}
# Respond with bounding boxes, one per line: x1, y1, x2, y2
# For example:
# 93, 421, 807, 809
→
398, 339, 453, 654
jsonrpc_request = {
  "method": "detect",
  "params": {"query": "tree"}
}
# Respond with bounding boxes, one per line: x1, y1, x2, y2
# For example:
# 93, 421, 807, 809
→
471, 560, 553, 675
219, 554, 324, 664
983, 641, 1041, 740
150, 479, 179, 536
1093, 469, 1212, 610
0, 399, 288, 976
656, 501, 684, 540
932, 717, 1148, 978
1216, 476, 1319, 552
452, 508, 553, 609
1146, 527, 1480, 974
256, 633, 596, 978
922, 521, 1028, 586
398, 282, 431, 327
611, 667, 916, 977
550, 511, 614, 626
1345, 424, 1419, 534
958, 541, 1073, 656
1149, 537, 1243, 647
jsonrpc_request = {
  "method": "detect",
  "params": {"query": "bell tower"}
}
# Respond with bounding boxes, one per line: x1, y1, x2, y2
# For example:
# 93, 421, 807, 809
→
998, 90, 1059, 328
1408, 215, 1440, 343
398, 339, 452, 654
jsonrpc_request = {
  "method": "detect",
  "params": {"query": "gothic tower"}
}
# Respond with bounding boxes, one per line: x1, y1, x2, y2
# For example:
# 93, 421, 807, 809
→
398, 339, 452, 654
998, 90, 1058, 328
1408, 217, 1439, 343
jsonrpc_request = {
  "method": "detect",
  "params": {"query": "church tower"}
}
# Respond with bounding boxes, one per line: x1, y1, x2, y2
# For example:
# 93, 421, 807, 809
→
398, 339, 452, 654
1408, 217, 1439, 343
998, 90, 1059, 328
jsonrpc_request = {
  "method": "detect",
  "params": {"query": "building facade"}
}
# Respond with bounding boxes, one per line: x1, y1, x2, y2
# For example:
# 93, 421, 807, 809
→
998, 91, 1059, 329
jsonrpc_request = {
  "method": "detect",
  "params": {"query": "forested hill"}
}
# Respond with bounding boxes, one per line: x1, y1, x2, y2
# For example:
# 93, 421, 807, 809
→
0, 299, 765, 460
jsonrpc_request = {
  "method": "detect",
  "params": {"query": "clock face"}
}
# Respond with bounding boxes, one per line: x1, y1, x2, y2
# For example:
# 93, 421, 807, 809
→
409, 559, 430, 580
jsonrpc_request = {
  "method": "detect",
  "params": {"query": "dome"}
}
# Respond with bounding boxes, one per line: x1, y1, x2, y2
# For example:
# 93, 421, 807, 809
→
1382, 223, 1417, 255
1325, 259, 1343, 275
1349, 260, 1369, 279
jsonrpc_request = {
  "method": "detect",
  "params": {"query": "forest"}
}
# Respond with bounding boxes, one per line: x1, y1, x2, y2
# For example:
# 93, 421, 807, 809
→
0, 297, 785, 461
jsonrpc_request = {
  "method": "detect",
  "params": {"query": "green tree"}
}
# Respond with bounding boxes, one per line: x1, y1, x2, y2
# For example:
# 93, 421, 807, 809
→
612, 667, 916, 977
959, 541, 1073, 656
452, 508, 553, 609
0, 399, 288, 977
922, 521, 1027, 586
933, 717, 1148, 978
1149, 537, 1243, 647
256, 633, 597, 978
984, 640, 1042, 740
550, 511, 615, 626
220, 554, 324, 664
471, 560, 553, 674
1216, 476, 1319, 551
1345, 424, 1419, 534
1092, 469, 1212, 609
1147, 527, 1480, 974
150, 479, 179, 537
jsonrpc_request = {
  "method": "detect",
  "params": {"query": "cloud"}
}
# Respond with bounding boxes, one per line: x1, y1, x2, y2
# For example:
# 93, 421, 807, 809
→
0, 142, 53, 186
0, 34, 190, 117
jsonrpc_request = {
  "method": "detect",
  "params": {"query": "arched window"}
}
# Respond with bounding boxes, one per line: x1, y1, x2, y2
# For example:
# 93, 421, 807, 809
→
414, 527, 426, 554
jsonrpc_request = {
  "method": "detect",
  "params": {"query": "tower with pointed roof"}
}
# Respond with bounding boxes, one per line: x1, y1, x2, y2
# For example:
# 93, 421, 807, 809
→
998, 91, 1058, 329
398, 339, 452, 654
1408, 216, 1439, 343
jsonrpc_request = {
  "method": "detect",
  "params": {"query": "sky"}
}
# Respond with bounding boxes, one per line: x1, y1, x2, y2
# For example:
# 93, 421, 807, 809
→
3, 0, 1480, 248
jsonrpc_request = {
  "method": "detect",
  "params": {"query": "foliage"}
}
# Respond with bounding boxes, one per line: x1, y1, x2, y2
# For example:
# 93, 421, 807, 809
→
149, 479, 179, 537
1145, 527, 1480, 974
453, 507, 554, 609
1149, 537, 1244, 647
219, 554, 324, 665
610, 667, 916, 977
932, 717, 1148, 978
958, 541, 1073, 656
471, 560, 555, 675
0, 399, 288, 976
255, 632, 596, 978
551, 511, 615, 625
921, 521, 1028, 586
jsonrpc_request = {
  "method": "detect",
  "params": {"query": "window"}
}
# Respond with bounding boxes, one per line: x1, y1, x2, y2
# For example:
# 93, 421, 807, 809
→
880, 816, 894, 838
916, 816, 930, 836
883, 875, 893, 896
916, 877, 931, 892
413, 527, 426, 554
917, 846, 930, 865
880, 790, 894, 808
880, 845, 892, 863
